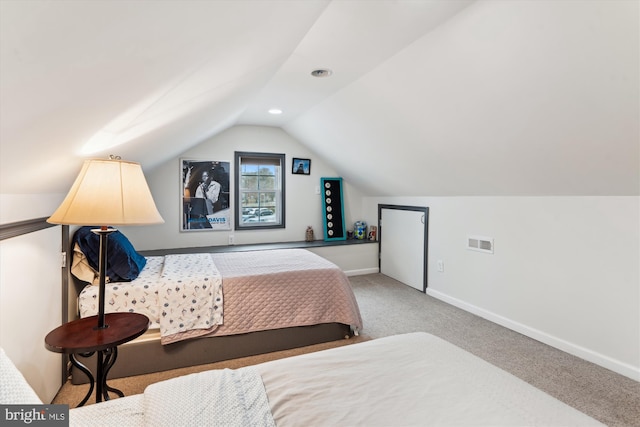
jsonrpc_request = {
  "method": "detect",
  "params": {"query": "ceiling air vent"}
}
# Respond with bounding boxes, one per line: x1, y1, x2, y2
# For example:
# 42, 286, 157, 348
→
467, 236, 494, 254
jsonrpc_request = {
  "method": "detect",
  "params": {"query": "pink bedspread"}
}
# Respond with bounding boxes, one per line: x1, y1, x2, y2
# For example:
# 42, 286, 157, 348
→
161, 249, 363, 344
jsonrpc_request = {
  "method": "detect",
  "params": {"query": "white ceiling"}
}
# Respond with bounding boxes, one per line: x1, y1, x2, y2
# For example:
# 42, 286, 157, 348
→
1, 0, 637, 196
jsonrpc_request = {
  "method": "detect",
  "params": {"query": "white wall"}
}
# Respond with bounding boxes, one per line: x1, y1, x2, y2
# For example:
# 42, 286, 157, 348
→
308, 244, 379, 277
286, 0, 639, 198
0, 194, 66, 403
363, 196, 640, 380
123, 125, 366, 251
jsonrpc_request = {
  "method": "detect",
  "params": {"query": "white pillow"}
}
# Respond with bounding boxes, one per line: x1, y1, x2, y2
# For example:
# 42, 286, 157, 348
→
71, 242, 100, 285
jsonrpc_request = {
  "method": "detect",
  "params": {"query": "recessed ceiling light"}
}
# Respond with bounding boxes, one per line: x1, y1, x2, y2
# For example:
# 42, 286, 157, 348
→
268, 108, 283, 115
311, 69, 333, 78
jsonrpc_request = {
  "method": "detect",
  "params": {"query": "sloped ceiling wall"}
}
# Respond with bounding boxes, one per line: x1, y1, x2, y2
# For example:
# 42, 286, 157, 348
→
1, 0, 637, 197
0, 0, 331, 193
286, 0, 639, 196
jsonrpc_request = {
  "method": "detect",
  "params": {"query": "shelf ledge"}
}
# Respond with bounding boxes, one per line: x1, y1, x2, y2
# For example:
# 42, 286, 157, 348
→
139, 239, 377, 256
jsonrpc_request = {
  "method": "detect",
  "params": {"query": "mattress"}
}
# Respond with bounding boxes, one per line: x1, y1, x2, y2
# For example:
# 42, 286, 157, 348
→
69, 332, 603, 427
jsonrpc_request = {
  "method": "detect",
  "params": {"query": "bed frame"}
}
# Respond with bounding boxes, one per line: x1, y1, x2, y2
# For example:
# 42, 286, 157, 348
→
67, 243, 353, 385
70, 323, 350, 384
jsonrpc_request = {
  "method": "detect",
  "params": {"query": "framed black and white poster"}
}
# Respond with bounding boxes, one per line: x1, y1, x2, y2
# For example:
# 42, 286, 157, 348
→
181, 159, 231, 231
292, 158, 311, 175
320, 177, 346, 241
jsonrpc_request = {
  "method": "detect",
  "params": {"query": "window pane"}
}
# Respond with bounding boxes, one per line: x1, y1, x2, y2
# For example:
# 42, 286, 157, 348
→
241, 175, 258, 190
242, 192, 259, 206
258, 165, 276, 176
241, 163, 260, 175
258, 175, 275, 190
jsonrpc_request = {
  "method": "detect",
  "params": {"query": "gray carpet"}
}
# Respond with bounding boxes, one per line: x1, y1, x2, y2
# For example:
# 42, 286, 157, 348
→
350, 274, 640, 427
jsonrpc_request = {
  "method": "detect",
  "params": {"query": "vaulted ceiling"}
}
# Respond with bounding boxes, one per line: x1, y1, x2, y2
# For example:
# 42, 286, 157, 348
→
1, 0, 637, 196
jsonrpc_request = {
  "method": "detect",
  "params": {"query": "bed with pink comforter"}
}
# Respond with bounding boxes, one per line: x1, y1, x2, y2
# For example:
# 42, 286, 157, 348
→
79, 248, 363, 344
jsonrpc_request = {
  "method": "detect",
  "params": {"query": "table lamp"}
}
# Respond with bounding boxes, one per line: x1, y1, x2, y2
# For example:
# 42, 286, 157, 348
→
47, 156, 164, 329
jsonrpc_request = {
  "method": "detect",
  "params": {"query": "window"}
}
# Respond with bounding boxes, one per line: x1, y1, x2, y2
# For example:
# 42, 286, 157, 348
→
235, 151, 285, 230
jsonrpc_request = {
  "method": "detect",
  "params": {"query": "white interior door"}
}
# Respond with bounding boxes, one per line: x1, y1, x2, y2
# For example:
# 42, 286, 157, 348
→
380, 207, 427, 291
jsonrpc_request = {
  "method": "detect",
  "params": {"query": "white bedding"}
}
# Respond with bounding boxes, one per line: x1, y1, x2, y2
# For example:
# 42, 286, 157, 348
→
156, 253, 223, 342
143, 367, 275, 427
79, 254, 223, 343
69, 332, 603, 427
79, 256, 165, 328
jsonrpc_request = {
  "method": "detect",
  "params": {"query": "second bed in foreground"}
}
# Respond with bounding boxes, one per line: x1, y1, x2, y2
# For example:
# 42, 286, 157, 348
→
69, 332, 603, 426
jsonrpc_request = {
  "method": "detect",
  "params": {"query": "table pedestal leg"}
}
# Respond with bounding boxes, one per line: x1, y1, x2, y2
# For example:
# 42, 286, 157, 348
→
97, 347, 124, 402
73, 348, 126, 405
69, 354, 94, 408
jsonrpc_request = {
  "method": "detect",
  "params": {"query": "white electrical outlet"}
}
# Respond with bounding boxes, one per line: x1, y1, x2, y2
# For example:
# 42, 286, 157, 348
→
437, 260, 444, 272
228, 235, 235, 245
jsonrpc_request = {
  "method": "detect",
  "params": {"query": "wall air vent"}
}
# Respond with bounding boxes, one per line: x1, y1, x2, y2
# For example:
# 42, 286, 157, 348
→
467, 235, 494, 254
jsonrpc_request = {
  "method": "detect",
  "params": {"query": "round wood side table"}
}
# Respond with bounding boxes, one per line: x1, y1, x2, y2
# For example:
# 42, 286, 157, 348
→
45, 312, 149, 407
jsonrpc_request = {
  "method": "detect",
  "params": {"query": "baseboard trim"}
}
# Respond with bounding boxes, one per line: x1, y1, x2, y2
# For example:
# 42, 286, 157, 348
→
345, 267, 379, 277
427, 288, 640, 382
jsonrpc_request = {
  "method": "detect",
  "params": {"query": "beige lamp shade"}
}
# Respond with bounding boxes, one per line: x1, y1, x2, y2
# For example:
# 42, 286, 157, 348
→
47, 158, 164, 226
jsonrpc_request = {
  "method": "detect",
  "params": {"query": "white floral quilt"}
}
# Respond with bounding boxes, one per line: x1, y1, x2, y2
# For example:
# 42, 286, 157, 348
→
157, 253, 223, 343
79, 254, 223, 344
79, 256, 164, 327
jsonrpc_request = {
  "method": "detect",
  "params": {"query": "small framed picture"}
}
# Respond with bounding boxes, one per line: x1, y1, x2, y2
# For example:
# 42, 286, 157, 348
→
292, 158, 311, 175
